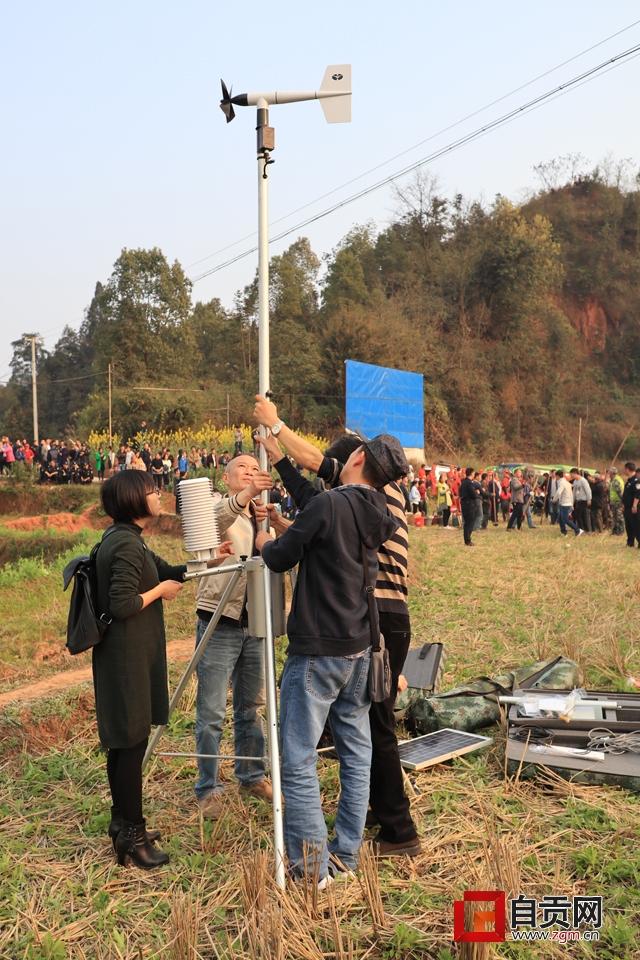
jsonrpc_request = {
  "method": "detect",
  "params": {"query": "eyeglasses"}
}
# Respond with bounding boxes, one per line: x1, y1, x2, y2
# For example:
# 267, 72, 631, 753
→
147, 489, 162, 496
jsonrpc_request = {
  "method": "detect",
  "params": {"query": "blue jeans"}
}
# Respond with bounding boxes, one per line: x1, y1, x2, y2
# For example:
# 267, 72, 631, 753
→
194, 618, 266, 799
280, 651, 372, 880
558, 505, 580, 535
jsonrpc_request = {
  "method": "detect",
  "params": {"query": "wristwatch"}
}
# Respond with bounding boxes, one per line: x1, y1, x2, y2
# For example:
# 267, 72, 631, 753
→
271, 420, 285, 436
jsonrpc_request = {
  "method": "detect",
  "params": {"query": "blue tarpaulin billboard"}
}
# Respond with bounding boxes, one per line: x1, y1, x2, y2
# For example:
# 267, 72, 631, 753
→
345, 360, 424, 449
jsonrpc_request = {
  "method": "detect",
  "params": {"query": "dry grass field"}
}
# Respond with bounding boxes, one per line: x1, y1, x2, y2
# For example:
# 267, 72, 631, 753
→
1, 508, 639, 959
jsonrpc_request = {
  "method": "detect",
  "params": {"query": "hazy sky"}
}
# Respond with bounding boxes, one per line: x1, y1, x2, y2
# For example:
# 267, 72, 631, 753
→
1, 1, 640, 379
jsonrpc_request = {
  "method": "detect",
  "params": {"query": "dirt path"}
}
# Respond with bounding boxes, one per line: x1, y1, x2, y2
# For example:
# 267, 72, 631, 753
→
0, 636, 194, 708
2, 502, 103, 532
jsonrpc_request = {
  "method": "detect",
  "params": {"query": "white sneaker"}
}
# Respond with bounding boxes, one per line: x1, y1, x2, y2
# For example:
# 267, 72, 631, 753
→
317, 875, 334, 892
288, 870, 335, 892
576, 529, 585, 537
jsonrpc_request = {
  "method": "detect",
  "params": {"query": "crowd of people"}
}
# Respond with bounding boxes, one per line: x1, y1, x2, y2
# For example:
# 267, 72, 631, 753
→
2, 433, 639, 550
0, 432, 337, 523
0, 435, 243, 487
401, 462, 640, 548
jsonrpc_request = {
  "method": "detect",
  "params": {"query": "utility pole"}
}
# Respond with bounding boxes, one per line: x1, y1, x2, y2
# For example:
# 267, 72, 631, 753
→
577, 417, 582, 470
24, 334, 39, 446
108, 363, 113, 445
226, 392, 230, 429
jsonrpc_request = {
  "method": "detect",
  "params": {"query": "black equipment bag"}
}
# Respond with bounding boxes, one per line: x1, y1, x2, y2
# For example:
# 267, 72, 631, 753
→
360, 539, 392, 703
62, 527, 116, 655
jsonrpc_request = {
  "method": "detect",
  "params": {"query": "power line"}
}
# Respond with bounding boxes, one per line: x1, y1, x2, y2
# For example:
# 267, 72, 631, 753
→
187, 18, 640, 271
1, 369, 109, 386
191, 41, 640, 284
42, 370, 110, 384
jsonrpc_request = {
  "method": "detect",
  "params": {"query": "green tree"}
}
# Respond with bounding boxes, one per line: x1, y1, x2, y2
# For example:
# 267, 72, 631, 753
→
90, 247, 193, 383
234, 238, 323, 426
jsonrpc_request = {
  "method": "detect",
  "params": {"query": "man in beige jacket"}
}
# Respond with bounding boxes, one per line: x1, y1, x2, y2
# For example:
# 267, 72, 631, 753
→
194, 454, 274, 818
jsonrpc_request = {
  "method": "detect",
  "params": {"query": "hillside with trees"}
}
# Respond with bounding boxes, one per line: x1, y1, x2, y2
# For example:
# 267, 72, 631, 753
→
2, 159, 639, 461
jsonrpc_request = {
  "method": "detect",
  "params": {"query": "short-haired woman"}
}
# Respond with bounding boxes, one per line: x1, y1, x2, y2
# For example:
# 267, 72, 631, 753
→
94, 470, 186, 869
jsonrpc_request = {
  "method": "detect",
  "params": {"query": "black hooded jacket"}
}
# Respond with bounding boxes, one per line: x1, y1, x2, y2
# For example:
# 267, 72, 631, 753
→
262, 484, 398, 656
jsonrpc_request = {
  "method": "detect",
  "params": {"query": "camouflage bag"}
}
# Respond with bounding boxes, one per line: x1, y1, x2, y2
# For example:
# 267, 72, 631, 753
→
397, 657, 581, 734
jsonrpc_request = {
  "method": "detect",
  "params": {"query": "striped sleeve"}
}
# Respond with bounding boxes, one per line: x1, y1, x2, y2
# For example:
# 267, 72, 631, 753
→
375, 482, 409, 614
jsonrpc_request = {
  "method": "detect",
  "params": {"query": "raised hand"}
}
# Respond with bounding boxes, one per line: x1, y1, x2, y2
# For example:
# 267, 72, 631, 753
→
247, 470, 274, 498
254, 394, 279, 428
251, 500, 269, 524
256, 433, 283, 464
266, 504, 292, 535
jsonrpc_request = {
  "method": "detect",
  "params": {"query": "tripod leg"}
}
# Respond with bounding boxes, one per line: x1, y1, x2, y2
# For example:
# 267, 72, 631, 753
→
262, 565, 286, 890
142, 568, 244, 771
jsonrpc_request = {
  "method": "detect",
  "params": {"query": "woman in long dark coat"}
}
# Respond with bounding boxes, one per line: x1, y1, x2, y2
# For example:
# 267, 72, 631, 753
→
94, 470, 186, 869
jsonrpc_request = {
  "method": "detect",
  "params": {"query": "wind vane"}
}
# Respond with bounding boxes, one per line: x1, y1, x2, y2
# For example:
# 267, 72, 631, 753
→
219, 65, 351, 124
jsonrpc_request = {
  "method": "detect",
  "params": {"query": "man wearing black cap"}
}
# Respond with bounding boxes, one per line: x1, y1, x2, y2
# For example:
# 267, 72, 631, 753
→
254, 395, 421, 860
255, 436, 404, 885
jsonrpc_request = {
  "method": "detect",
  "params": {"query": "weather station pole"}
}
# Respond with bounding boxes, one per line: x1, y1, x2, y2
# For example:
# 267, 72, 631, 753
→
256, 96, 286, 890
219, 66, 351, 890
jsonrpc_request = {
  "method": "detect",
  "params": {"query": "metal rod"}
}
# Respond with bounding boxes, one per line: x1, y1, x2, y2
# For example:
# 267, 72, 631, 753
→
262, 560, 285, 888
142, 568, 244, 770
156, 752, 268, 762
257, 100, 286, 890
183, 561, 247, 581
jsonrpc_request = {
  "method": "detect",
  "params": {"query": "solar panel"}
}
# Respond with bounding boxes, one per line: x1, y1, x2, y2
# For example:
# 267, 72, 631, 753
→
397, 728, 492, 770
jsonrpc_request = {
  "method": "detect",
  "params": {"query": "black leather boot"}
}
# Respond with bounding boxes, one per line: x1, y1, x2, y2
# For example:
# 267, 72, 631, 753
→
115, 820, 169, 870
108, 806, 161, 848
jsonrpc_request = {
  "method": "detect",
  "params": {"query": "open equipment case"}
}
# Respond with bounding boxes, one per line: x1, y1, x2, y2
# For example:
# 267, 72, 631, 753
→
505, 688, 640, 792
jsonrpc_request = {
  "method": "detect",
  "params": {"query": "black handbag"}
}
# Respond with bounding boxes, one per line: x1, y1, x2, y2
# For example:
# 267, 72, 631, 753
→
359, 541, 392, 702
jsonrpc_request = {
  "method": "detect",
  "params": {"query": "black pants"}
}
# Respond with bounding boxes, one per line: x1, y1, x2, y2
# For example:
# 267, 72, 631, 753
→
574, 500, 591, 532
591, 507, 603, 533
106, 738, 148, 824
507, 502, 523, 529
624, 509, 640, 547
461, 502, 475, 544
369, 611, 417, 844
